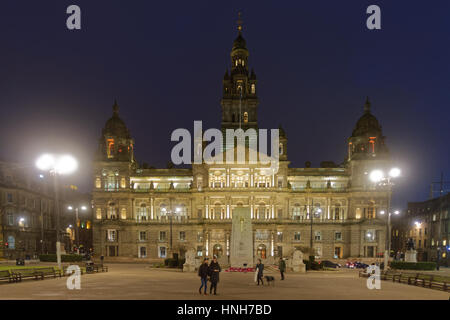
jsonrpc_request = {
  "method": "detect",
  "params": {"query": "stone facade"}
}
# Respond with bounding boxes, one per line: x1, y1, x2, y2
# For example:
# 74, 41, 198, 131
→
392, 193, 450, 265
0, 161, 92, 259
92, 27, 391, 265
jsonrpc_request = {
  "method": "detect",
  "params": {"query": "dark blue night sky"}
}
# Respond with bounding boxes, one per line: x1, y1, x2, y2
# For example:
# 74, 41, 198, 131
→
0, 1, 449, 209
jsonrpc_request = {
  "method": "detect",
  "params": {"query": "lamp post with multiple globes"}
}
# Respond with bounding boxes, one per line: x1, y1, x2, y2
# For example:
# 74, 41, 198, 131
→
36, 154, 78, 269
369, 167, 401, 270
67, 205, 87, 251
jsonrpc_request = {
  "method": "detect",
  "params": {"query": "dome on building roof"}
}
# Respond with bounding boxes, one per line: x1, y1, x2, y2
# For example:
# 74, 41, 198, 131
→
351, 97, 382, 137
102, 101, 131, 138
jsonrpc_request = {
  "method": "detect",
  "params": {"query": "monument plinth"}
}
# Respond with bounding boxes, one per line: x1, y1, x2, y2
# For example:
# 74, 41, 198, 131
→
230, 207, 253, 268
404, 249, 417, 262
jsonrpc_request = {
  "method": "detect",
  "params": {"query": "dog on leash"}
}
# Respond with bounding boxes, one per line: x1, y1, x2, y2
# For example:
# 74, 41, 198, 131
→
264, 276, 275, 286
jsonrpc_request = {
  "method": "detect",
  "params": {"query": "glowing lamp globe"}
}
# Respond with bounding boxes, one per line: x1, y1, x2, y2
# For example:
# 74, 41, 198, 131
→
36, 154, 55, 171
55, 155, 78, 175
369, 170, 384, 183
389, 168, 401, 178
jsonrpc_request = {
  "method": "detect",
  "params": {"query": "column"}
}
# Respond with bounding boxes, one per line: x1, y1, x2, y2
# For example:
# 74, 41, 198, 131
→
327, 197, 331, 220
150, 197, 154, 220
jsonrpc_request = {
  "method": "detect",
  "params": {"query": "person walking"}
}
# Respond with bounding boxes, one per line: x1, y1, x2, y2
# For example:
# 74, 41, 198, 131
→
198, 258, 209, 295
256, 259, 264, 286
278, 257, 286, 280
208, 256, 221, 295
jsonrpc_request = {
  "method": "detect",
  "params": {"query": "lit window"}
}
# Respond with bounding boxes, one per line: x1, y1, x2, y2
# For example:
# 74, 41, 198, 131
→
251, 83, 255, 94
108, 203, 117, 219
159, 246, 166, 258
314, 231, 322, 241
120, 208, 127, 220
139, 246, 147, 258
95, 178, 101, 189
243, 112, 248, 123
137, 204, 148, 221
365, 230, 375, 241
96, 208, 102, 220
277, 232, 283, 242
107, 229, 117, 242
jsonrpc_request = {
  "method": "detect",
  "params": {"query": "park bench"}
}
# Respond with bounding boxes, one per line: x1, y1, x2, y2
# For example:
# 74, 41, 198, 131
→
93, 264, 108, 272
35, 267, 61, 279
0, 270, 16, 283
63, 265, 85, 276
380, 270, 400, 281
392, 273, 409, 283
13, 268, 44, 281
429, 279, 449, 292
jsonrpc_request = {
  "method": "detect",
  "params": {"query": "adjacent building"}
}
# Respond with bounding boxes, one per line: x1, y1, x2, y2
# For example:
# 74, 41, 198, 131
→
0, 160, 92, 259
92, 26, 392, 264
392, 193, 450, 266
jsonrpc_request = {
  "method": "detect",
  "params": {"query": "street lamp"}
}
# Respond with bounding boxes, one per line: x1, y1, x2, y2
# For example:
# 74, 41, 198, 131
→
67, 205, 87, 252
369, 167, 401, 270
36, 153, 78, 270
309, 201, 322, 255
162, 206, 180, 259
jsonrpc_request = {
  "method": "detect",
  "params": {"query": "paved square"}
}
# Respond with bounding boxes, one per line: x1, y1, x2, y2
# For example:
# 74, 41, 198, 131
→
1, 264, 448, 300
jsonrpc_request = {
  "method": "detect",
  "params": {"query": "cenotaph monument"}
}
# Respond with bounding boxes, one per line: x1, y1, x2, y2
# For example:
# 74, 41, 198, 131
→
230, 207, 253, 268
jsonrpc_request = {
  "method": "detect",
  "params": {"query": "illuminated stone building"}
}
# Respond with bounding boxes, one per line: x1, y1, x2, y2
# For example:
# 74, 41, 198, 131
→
92, 26, 392, 264
0, 161, 92, 259
392, 193, 450, 265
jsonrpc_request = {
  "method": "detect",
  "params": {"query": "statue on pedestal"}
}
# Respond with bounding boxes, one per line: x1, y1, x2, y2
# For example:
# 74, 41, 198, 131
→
291, 249, 306, 273
404, 238, 417, 262
183, 248, 197, 272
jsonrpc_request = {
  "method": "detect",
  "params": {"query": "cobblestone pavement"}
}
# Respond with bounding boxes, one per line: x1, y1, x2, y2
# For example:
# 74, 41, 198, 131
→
0, 264, 448, 300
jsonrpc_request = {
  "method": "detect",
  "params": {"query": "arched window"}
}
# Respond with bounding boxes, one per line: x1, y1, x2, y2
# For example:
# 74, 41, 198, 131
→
159, 204, 167, 217
214, 203, 222, 220
138, 203, 148, 221
243, 112, 248, 123
213, 244, 223, 258
121, 208, 127, 220
279, 143, 283, 155
292, 203, 302, 220
367, 202, 375, 219
108, 203, 117, 219
257, 244, 267, 259
258, 202, 266, 220
251, 83, 255, 94
334, 204, 341, 220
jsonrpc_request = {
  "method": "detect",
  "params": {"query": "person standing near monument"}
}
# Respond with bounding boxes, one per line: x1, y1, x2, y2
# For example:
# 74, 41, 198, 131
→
208, 256, 221, 295
256, 259, 264, 286
198, 258, 209, 295
278, 257, 286, 280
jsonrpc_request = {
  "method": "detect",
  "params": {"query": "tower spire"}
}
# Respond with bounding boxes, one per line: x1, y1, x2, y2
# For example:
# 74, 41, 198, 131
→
237, 12, 243, 33
113, 99, 119, 116
364, 96, 371, 113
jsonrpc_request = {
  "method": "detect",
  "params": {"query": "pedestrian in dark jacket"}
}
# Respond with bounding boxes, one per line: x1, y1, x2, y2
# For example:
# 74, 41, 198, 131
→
198, 258, 209, 295
208, 257, 221, 295
256, 259, 264, 286
279, 258, 286, 280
